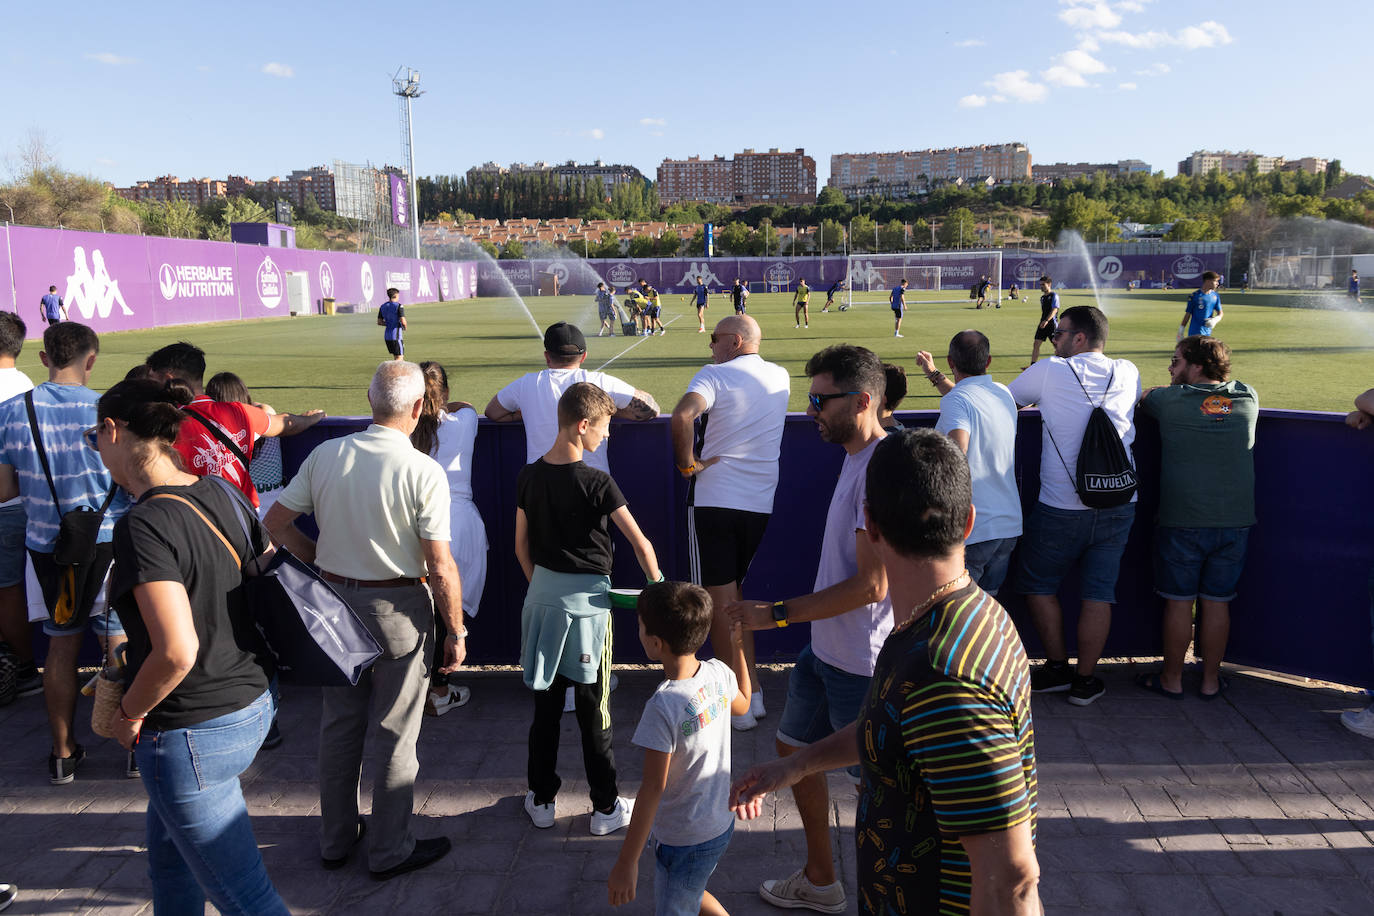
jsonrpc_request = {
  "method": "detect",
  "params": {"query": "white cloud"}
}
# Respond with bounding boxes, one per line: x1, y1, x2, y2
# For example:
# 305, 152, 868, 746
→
86, 52, 135, 66
1058, 1, 1121, 30
954, 39, 986, 47
1098, 21, 1231, 50
1077, 36, 1100, 52
1116, 0, 1150, 11
583, 128, 605, 140
638, 117, 666, 126
1136, 62, 1170, 76
261, 62, 294, 78
1044, 47, 1109, 87
986, 70, 1048, 103
958, 94, 989, 108
1118, 81, 1138, 90
1043, 66, 1088, 87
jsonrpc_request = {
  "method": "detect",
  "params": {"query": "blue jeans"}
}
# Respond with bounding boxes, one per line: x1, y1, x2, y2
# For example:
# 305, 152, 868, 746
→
1153, 526, 1251, 601
1015, 502, 1137, 603
654, 822, 734, 916
777, 644, 872, 779
0, 504, 25, 587
965, 536, 1018, 596
136, 689, 289, 916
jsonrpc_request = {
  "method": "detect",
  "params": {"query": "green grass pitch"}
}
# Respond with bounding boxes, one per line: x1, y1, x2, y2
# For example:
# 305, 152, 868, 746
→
15, 288, 1372, 417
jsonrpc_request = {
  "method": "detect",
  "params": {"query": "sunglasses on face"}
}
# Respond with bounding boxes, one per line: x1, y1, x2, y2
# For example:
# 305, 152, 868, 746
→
1050, 327, 1075, 340
808, 391, 860, 411
82, 426, 100, 451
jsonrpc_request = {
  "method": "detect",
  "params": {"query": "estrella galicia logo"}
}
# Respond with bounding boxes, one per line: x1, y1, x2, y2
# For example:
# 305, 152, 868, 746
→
256, 256, 283, 309
438, 266, 451, 299
1172, 255, 1204, 280
361, 261, 375, 303
318, 262, 334, 299
1014, 258, 1046, 281
607, 263, 636, 285
1097, 256, 1123, 281
765, 263, 795, 284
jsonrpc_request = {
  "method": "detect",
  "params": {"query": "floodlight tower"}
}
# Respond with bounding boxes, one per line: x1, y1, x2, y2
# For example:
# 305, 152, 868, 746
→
392, 67, 423, 258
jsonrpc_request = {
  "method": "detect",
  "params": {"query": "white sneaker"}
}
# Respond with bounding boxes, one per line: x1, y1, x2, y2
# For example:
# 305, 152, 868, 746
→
698, 326, 706, 333
524, 791, 556, 829
750, 691, 766, 720
794, 324, 800, 329
759, 868, 846, 913
1341, 705, 1374, 739
425, 684, 471, 717
589, 796, 633, 836
894, 332, 904, 338
563, 686, 576, 713
731, 710, 758, 731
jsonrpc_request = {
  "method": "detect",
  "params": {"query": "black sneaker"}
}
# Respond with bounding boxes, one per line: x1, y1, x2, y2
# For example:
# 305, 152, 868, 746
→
49, 744, 86, 785
125, 749, 140, 779
1068, 675, 1107, 706
1030, 662, 1073, 693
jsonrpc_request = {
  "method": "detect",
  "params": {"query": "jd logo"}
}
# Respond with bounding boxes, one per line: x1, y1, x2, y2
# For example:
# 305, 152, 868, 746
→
1097, 256, 1123, 280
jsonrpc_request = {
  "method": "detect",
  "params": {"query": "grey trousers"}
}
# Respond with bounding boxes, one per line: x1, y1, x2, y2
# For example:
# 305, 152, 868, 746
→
318, 583, 433, 871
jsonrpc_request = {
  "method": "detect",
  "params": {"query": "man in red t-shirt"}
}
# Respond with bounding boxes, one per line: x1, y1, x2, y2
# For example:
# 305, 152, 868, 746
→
145, 342, 325, 507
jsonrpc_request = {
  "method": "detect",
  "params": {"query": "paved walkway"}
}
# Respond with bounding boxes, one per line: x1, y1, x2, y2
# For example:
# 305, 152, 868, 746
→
1, 663, 1372, 915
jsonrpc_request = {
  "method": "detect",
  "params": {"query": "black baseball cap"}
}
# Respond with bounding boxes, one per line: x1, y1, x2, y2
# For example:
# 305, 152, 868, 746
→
543, 321, 586, 355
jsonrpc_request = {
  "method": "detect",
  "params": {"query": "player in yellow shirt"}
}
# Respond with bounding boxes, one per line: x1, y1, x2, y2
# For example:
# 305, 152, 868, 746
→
792, 279, 810, 329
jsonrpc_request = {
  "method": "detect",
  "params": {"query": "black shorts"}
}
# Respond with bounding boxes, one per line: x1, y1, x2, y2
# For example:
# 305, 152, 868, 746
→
1033, 320, 1058, 342
29, 543, 115, 634
385, 337, 404, 357
688, 506, 771, 588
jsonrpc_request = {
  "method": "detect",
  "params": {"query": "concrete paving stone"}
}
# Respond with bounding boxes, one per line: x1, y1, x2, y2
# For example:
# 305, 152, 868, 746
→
1125, 785, 1183, 818
1059, 784, 1147, 835
1067, 872, 1138, 912
1267, 792, 1349, 820
1259, 818, 1338, 849
1035, 813, 1080, 838
1035, 834, 1174, 874
1125, 873, 1224, 915
1095, 761, 1193, 786
1206, 816, 1268, 845
1148, 823, 1249, 876
75, 892, 152, 916
1320, 827, 1373, 849
1037, 760, 1105, 785
1245, 762, 1319, 795
1036, 872, 1080, 908
1164, 786, 1283, 819
1177, 760, 1260, 787
1206, 874, 1374, 914
494, 855, 591, 911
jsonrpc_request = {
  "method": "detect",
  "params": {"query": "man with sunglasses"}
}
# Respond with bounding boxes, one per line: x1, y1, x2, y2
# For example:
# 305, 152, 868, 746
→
726, 345, 890, 913
1008, 306, 1140, 707
671, 315, 789, 730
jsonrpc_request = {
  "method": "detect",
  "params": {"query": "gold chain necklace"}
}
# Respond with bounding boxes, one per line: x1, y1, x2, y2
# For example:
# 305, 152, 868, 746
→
890, 570, 970, 637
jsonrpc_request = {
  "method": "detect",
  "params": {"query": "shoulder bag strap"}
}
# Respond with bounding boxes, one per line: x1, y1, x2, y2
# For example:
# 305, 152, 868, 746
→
145, 493, 241, 568
25, 391, 65, 516
182, 407, 251, 469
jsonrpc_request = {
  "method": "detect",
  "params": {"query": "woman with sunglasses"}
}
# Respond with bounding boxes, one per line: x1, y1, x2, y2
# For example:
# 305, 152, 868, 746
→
90, 378, 288, 916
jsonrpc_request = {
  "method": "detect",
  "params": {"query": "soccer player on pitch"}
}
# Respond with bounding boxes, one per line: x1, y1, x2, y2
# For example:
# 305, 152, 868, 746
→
377, 287, 407, 360
692, 276, 710, 332
822, 280, 846, 312
891, 278, 908, 338
1178, 271, 1222, 341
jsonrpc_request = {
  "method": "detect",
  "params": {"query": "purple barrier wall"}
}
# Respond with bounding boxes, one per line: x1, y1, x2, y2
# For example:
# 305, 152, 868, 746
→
477, 250, 1233, 298
3, 225, 478, 338
278, 409, 1374, 689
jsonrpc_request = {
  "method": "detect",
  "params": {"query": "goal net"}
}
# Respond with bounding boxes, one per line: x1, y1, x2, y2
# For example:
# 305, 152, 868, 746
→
749, 279, 791, 293
843, 251, 1002, 307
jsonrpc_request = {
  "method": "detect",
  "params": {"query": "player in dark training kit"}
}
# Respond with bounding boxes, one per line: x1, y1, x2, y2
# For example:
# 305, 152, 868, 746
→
377, 287, 407, 359
1030, 276, 1058, 365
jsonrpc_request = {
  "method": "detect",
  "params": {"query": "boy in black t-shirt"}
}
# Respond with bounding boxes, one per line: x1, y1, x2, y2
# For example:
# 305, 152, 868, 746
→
515, 382, 663, 836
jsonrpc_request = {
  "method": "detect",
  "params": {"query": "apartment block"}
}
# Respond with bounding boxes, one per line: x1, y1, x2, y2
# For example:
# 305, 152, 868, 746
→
828, 143, 1031, 199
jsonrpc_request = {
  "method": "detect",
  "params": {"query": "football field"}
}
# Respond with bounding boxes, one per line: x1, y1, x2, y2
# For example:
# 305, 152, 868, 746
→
15, 288, 1372, 416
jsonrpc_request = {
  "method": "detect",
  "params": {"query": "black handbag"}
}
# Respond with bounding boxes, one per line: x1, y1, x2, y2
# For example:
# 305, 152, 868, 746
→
202, 479, 384, 687
25, 391, 117, 566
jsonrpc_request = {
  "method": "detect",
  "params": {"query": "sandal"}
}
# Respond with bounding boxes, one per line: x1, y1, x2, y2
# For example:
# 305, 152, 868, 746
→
1135, 672, 1184, 700
1198, 676, 1230, 701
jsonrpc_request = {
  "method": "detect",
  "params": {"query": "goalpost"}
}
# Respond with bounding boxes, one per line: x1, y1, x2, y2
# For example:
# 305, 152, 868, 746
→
843, 251, 1003, 308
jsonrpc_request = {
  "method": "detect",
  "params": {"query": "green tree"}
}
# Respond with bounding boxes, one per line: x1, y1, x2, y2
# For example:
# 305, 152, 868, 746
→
655, 232, 684, 257
816, 218, 847, 254
877, 219, 906, 252
1023, 217, 1052, 243
499, 239, 525, 259
937, 207, 978, 248
162, 200, 201, 239
910, 218, 932, 249
1164, 216, 1221, 241
476, 239, 499, 259
1048, 193, 1119, 241
627, 234, 657, 258
849, 214, 878, 252
594, 230, 622, 258
751, 219, 779, 256
718, 221, 751, 255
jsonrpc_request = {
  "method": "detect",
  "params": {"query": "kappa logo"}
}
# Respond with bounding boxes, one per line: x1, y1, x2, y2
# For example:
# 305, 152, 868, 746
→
158, 262, 234, 301
846, 260, 887, 288
318, 262, 334, 299
64, 246, 134, 319
417, 267, 433, 299
256, 256, 283, 309
361, 262, 375, 302
674, 261, 725, 288
1097, 256, 1123, 280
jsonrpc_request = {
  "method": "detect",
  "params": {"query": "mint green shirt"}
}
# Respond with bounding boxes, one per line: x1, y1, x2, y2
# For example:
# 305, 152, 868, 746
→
1140, 381, 1258, 528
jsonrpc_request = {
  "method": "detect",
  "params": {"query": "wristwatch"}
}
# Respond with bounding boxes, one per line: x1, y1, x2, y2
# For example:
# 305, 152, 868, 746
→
446, 627, 469, 641
772, 601, 789, 628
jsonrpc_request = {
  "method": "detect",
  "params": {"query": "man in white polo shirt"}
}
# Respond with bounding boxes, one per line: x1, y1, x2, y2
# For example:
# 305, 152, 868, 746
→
915, 329, 1022, 595
671, 314, 790, 729
264, 361, 466, 881
484, 322, 659, 475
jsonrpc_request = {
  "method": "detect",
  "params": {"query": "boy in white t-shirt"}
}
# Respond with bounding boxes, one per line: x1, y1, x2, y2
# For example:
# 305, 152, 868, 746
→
609, 582, 751, 915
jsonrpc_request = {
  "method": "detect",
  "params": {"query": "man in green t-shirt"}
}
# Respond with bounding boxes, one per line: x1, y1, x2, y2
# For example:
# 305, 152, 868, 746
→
1136, 336, 1258, 701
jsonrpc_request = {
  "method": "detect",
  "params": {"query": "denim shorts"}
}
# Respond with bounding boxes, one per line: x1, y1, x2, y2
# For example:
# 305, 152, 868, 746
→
1154, 526, 1251, 602
1014, 501, 1137, 604
653, 822, 733, 916
778, 644, 871, 778
965, 536, 1018, 596
0, 504, 25, 587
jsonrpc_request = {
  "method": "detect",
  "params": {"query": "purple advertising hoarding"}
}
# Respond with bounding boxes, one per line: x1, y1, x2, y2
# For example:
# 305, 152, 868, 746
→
4, 225, 477, 338
390, 174, 409, 228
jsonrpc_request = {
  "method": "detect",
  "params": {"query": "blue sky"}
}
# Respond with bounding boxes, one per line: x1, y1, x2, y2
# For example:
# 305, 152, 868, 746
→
5, 0, 1371, 190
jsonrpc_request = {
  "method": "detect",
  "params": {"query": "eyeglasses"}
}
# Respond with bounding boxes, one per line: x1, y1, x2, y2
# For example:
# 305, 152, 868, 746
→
808, 391, 860, 411
1169, 355, 1183, 367
82, 425, 100, 451
1050, 327, 1076, 340
709, 332, 740, 344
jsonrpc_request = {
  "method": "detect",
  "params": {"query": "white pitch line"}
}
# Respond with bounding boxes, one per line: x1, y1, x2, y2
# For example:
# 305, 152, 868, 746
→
595, 314, 686, 371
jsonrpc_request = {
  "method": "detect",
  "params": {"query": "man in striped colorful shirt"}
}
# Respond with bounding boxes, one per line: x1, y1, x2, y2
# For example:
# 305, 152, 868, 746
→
730, 429, 1040, 915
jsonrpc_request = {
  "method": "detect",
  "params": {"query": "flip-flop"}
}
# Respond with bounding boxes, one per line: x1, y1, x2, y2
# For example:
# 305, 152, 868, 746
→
1135, 672, 1185, 700
1198, 676, 1230, 701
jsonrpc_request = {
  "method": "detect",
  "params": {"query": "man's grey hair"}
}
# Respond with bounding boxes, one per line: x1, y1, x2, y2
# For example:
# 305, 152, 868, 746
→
368, 361, 424, 419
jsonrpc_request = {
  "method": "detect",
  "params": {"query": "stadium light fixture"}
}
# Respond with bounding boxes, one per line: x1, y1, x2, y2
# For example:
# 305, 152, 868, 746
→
392, 67, 424, 259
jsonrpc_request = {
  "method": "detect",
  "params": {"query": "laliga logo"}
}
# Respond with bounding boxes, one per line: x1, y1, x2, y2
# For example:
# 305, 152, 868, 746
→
1097, 256, 1123, 281
361, 262, 375, 302
765, 263, 795, 284
608, 263, 636, 285
318, 262, 334, 299
256, 256, 283, 309
1172, 255, 1204, 280
1015, 258, 1045, 281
